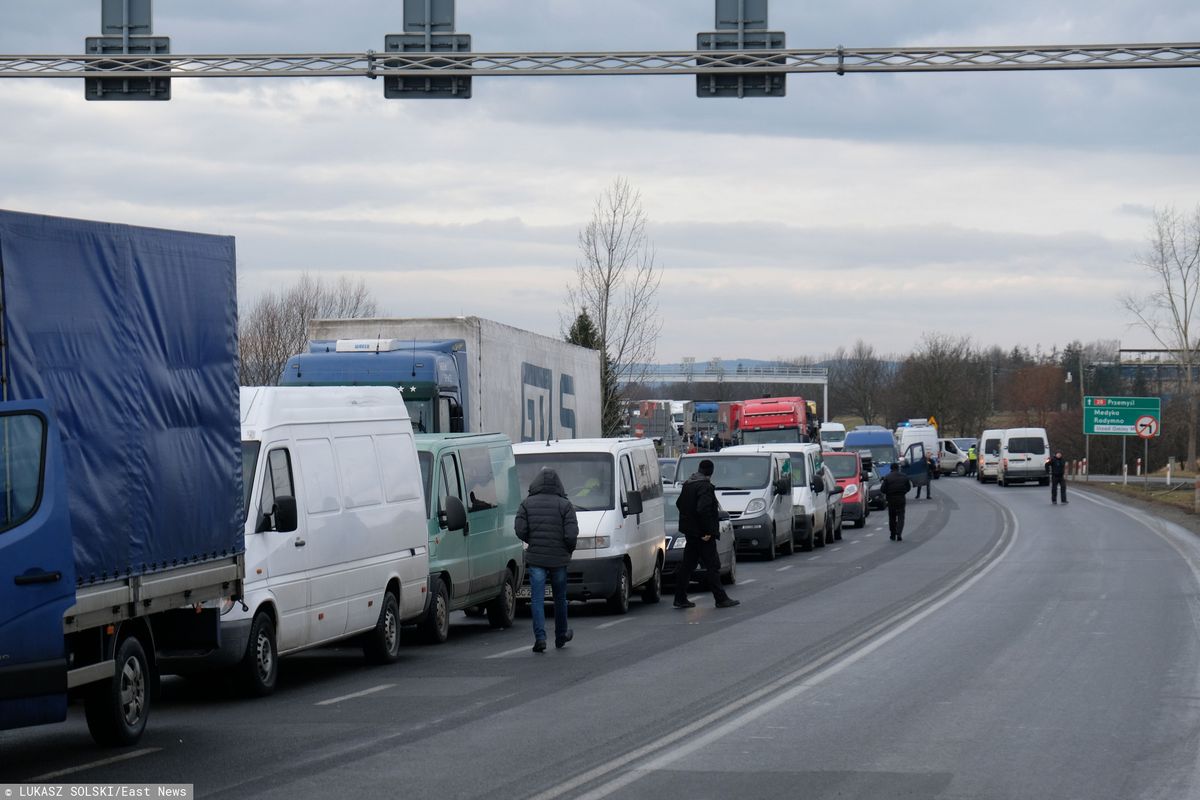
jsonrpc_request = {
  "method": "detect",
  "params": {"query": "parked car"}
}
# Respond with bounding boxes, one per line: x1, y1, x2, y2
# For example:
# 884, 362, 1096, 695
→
661, 487, 737, 586
677, 450, 793, 560
660, 457, 678, 485
938, 437, 970, 476
414, 433, 523, 643
824, 450, 870, 528
999, 427, 1050, 486
865, 461, 886, 509
513, 438, 666, 613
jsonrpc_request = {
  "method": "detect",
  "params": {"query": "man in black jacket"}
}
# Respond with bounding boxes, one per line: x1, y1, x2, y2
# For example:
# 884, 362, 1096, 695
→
673, 459, 740, 609
881, 462, 913, 541
515, 469, 579, 653
1046, 450, 1068, 505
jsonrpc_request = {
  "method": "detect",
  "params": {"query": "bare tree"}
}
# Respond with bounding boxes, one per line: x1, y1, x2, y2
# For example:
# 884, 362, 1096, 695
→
566, 178, 664, 435
896, 334, 977, 434
239, 272, 379, 386
830, 340, 889, 426
1122, 205, 1200, 469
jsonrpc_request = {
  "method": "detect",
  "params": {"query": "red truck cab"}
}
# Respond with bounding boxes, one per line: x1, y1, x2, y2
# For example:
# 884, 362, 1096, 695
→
740, 397, 809, 445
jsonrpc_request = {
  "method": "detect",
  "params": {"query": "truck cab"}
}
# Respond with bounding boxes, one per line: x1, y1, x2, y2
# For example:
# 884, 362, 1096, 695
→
739, 398, 809, 445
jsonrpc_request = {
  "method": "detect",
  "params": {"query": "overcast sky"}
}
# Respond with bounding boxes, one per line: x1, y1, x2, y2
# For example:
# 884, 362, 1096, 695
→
3, 1, 1198, 362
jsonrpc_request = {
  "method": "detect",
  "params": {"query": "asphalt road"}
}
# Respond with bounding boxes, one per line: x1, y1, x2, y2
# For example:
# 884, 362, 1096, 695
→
4, 477, 1200, 799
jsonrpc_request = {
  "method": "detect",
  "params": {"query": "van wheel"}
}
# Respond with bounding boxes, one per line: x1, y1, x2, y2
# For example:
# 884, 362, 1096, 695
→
834, 519, 843, 541
764, 526, 777, 560
782, 529, 795, 556
814, 523, 826, 548
854, 515, 866, 529
241, 613, 278, 697
487, 572, 517, 629
955, 463, 967, 477
422, 577, 450, 644
85, 635, 150, 747
721, 551, 737, 585
364, 592, 401, 664
641, 559, 663, 604
607, 562, 631, 614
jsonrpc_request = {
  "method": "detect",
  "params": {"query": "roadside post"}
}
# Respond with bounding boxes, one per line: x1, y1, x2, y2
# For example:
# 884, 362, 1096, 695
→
1195, 475, 1200, 515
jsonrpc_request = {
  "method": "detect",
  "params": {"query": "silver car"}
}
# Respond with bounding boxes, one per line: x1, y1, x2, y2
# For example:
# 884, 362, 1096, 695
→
661, 486, 737, 586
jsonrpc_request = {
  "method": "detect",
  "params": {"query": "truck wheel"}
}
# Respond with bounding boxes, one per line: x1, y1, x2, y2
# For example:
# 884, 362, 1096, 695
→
607, 562, 631, 614
422, 577, 450, 644
641, 559, 663, 604
241, 613, 279, 697
487, 571, 517, 629
721, 551, 737, 585
85, 635, 150, 747
364, 592, 401, 664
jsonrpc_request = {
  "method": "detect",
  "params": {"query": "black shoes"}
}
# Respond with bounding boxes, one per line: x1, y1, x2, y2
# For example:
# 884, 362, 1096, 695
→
716, 598, 740, 609
673, 599, 696, 609
532, 639, 547, 653
890, 534, 896, 540
555, 629, 574, 649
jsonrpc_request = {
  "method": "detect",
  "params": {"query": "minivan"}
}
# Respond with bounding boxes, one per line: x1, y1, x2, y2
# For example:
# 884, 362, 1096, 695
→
678, 450, 794, 559
415, 433, 524, 643
720, 443, 835, 551
165, 387, 430, 696
999, 427, 1050, 486
844, 428, 899, 476
512, 439, 666, 614
977, 429, 1004, 483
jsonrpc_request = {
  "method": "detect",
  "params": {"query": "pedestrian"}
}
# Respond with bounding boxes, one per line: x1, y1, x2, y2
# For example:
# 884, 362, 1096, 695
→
1046, 450, 1068, 505
913, 452, 934, 499
881, 461, 913, 541
673, 459, 740, 609
967, 444, 977, 476
514, 468, 579, 653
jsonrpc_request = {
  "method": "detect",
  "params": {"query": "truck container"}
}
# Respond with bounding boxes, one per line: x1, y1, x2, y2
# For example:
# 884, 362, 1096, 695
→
280, 317, 601, 444
0, 210, 244, 745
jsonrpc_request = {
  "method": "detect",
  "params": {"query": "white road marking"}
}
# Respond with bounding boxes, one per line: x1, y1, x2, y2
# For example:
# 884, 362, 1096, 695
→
28, 748, 161, 781
536, 501, 1021, 800
850, 540, 862, 545
485, 645, 536, 660
776, 565, 793, 572
831, 547, 842, 552
597, 618, 632, 630
316, 683, 395, 706
739, 578, 758, 585
807, 556, 821, 561
865, 533, 875, 538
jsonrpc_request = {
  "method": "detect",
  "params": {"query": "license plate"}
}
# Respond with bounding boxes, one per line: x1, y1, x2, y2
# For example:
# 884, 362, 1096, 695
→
516, 585, 552, 600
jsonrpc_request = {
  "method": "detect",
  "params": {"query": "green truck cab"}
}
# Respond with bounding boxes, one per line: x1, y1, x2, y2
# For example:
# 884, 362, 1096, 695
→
415, 433, 524, 642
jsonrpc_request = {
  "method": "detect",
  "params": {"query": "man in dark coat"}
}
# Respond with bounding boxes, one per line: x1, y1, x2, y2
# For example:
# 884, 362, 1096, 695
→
881, 462, 913, 541
515, 469, 579, 653
1046, 450, 1068, 505
673, 459, 739, 609
913, 452, 934, 499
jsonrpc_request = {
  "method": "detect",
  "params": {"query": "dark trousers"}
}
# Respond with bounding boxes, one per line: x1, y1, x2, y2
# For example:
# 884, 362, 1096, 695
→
914, 479, 931, 499
673, 537, 729, 603
887, 500, 907, 538
1051, 476, 1067, 503
968, 459, 977, 476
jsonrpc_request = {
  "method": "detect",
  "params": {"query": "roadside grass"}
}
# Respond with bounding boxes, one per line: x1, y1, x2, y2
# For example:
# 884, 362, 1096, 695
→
1081, 479, 1198, 513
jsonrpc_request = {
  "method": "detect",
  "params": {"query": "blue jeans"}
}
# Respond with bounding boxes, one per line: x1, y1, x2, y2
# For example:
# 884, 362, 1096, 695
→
528, 565, 568, 642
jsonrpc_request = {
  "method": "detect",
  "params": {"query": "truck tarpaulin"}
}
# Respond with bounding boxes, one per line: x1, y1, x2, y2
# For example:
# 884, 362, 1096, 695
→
0, 210, 243, 584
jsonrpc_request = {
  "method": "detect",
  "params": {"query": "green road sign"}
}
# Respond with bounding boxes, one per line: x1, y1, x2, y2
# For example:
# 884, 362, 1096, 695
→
1083, 396, 1161, 436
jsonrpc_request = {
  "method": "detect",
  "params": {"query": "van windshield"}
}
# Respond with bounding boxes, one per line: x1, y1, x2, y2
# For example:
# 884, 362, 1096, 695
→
851, 444, 897, 466
1008, 437, 1046, 455
824, 453, 860, 479
821, 429, 846, 443
515, 453, 614, 512
679, 456, 770, 490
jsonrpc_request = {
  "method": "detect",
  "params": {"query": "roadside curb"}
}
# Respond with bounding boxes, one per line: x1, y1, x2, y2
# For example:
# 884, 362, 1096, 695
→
1068, 481, 1200, 538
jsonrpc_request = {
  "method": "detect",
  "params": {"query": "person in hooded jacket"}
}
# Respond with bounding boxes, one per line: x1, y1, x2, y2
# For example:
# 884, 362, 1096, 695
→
673, 459, 739, 609
515, 468, 580, 653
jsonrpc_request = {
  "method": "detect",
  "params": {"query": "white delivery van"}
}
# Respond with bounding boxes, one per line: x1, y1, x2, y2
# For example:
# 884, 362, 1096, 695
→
896, 424, 940, 478
513, 438, 666, 614
678, 450, 794, 560
819, 421, 848, 451
165, 387, 429, 695
999, 427, 1050, 486
721, 443, 836, 551
977, 429, 1004, 483
938, 438, 970, 476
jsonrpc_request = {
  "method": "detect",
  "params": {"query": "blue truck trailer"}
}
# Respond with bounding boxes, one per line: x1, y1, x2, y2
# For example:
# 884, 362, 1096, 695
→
0, 210, 244, 746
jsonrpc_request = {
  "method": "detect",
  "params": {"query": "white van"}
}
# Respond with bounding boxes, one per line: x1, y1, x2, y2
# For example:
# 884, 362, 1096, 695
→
678, 450, 794, 560
819, 421, 847, 451
165, 387, 430, 695
999, 427, 1050, 486
720, 443, 834, 551
938, 438, 969, 476
977, 429, 1004, 483
896, 424, 939, 477
513, 439, 666, 614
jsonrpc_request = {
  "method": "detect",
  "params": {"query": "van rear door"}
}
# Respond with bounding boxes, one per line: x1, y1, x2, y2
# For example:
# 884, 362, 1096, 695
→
0, 404, 76, 729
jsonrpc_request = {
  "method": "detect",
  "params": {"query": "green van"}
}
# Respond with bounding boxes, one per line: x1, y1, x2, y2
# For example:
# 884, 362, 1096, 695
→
415, 433, 523, 642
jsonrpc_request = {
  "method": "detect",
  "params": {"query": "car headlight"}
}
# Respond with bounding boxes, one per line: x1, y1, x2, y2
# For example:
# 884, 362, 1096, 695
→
672, 537, 688, 550
744, 498, 767, 515
576, 535, 610, 550
843, 484, 859, 498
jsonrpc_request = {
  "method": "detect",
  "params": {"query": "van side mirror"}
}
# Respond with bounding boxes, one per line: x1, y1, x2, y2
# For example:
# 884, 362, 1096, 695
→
440, 495, 468, 533
273, 496, 298, 533
811, 479, 823, 493
861, 472, 870, 482
623, 490, 644, 518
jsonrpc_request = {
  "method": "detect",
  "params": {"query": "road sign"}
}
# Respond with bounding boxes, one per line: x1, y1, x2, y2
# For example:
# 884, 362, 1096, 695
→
385, 0, 471, 98
1083, 396, 1161, 436
86, 0, 170, 100
698, 0, 786, 98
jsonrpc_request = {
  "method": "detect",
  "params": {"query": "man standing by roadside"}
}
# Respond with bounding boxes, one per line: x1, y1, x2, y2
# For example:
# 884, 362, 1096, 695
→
881, 462, 913, 541
674, 459, 740, 609
967, 444, 978, 477
1046, 451, 1068, 505
515, 468, 579, 653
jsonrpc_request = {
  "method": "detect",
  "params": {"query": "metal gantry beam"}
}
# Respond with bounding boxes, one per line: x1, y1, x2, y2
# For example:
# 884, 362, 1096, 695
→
2, 42, 1199, 80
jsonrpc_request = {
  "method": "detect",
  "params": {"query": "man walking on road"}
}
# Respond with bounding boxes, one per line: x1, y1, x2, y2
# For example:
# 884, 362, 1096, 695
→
1046, 451, 1068, 505
674, 459, 740, 609
881, 462, 913, 541
515, 468, 579, 653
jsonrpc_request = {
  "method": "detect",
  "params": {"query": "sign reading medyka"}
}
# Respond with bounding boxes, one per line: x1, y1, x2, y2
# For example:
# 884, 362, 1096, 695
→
1083, 396, 1162, 436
